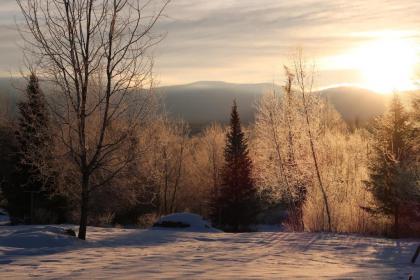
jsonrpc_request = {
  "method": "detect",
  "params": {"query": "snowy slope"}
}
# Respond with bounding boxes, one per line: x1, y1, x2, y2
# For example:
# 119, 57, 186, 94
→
0, 225, 419, 279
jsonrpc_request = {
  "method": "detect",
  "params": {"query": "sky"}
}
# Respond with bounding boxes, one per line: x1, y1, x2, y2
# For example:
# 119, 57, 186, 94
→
1, 0, 420, 92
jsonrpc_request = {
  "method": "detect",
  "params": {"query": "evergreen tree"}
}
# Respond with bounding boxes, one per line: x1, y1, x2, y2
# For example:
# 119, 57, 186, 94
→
0, 121, 19, 216
409, 96, 420, 161
2, 73, 66, 224
210, 101, 259, 231
16, 74, 52, 188
365, 94, 419, 237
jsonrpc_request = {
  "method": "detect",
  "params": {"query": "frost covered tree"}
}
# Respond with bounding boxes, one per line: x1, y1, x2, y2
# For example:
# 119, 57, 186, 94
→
138, 117, 189, 215
179, 123, 226, 216
253, 54, 336, 231
157, 120, 189, 215
365, 94, 419, 237
253, 68, 308, 230
210, 101, 259, 231
292, 53, 332, 231
200, 124, 225, 191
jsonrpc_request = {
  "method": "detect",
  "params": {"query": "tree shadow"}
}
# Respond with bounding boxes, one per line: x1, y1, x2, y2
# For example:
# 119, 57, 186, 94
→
329, 235, 419, 279
0, 225, 189, 262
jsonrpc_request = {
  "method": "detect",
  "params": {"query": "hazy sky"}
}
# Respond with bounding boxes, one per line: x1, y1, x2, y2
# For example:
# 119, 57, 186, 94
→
1, 0, 420, 90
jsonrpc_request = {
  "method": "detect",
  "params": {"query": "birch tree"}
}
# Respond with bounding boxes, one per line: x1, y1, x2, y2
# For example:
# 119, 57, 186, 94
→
292, 52, 332, 231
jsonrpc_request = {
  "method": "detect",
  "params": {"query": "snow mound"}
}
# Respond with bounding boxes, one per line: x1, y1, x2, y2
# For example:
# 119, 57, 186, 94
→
0, 225, 80, 249
153, 213, 221, 233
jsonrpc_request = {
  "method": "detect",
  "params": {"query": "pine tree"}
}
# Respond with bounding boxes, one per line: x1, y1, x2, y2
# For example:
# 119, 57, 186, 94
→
365, 94, 419, 237
16, 73, 51, 164
3, 73, 66, 224
210, 101, 259, 231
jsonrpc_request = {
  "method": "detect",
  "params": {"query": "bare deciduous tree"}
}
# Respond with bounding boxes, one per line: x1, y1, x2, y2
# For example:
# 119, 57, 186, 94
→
253, 73, 309, 229
187, 123, 225, 215
200, 123, 225, 191
17, 0, 170, 239
292, 51, 332, 231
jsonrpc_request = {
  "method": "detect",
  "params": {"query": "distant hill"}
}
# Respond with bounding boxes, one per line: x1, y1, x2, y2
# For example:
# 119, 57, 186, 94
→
158, 81, 388, 127
0, 77, 24, 117
158, 81, 280, 126
0, 78, 398, 129
0, 77, 23, 99
320, 86, 387, 123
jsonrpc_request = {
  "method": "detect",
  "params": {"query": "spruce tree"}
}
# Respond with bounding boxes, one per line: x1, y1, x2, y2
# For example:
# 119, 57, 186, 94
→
210, 101, 259, 231
3, 73, 66, 224
365, 94, 419, 237
16, 74, 51, 164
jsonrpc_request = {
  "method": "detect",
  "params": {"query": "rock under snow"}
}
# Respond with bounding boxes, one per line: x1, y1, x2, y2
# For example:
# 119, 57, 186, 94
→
153, 213, 221, 233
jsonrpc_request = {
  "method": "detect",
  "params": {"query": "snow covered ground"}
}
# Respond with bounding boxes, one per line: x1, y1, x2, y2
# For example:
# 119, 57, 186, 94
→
0, 225, 419, 279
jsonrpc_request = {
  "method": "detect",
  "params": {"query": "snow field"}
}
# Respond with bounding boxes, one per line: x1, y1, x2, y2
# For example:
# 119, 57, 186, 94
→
0, 225, 419, 279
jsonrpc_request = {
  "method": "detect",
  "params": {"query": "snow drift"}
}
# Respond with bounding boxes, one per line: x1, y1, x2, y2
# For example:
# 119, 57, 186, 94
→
0, 225, 80, 249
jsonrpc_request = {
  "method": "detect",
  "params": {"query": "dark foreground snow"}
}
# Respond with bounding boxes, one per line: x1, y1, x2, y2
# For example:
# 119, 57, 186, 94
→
0, 225, 419, 279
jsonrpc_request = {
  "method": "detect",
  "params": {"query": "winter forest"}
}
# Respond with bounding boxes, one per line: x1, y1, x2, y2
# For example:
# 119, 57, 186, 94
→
0, 0, 419, 279
2, 44, 419, 239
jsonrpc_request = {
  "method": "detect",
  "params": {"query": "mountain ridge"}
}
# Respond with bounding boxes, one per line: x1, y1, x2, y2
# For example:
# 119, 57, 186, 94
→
157, 81, 388, 127
0, 78, 392, 129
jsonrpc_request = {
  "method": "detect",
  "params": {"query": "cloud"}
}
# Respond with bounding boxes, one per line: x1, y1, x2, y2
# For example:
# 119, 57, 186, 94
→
1, 0, 420, 86
153, 0, 420, 85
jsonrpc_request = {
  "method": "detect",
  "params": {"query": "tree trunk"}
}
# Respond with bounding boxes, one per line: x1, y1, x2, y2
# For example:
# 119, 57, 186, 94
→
29, 192, 35, 225
78, 173, 89, 240
300, 205, 304, 231
394, 205, 399, 239
163, 148, 168, 215
310, 142, 332, 232
412, 245, 420, 264
170, 143, 184, 213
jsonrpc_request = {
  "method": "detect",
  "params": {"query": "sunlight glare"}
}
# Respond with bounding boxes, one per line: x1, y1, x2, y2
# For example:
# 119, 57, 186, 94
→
353, 36, 418, 93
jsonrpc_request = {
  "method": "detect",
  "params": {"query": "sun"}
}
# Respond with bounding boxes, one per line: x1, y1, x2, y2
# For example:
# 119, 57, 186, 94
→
352, 36, 418, 94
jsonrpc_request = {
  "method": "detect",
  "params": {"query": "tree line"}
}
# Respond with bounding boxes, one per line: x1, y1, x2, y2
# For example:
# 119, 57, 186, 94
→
0, 0, 418, 239
1, 56, 419, 238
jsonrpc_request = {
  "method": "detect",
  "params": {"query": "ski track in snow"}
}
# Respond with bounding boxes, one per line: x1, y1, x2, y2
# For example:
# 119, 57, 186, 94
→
0, 225, 419, 279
